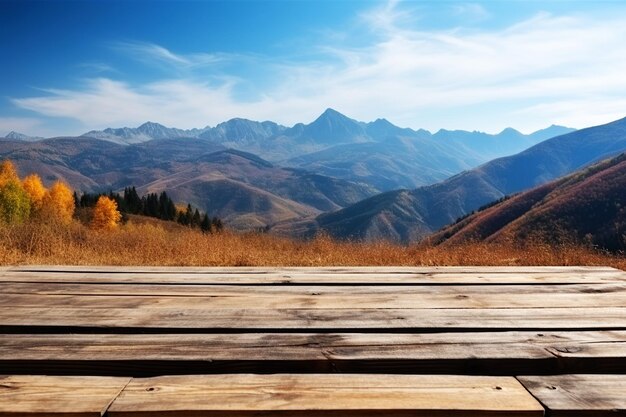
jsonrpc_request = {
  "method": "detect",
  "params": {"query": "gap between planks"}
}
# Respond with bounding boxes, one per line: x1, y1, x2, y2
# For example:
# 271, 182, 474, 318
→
2, 331, 625, 377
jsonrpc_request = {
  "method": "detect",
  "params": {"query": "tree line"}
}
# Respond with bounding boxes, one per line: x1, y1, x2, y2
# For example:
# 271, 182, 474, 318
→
77, 186, 223, 233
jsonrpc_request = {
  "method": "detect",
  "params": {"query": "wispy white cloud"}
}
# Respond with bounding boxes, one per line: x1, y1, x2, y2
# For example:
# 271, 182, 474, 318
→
10, 2, 626, 133
111, 41, 224, 69
360, 0, 412, 33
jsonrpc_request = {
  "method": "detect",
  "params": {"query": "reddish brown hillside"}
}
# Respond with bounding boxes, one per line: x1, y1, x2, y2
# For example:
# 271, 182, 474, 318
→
431, 153, 626, 251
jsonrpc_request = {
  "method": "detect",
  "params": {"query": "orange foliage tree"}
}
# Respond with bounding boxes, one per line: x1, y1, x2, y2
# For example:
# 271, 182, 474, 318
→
90, 196, 122, 231
22, 174, 47, 211
41, 181, 75, 225
0, 160, 19, 185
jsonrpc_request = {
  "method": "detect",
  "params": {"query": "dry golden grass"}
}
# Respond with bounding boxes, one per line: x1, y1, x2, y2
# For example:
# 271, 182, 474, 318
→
0, 218, 624, 269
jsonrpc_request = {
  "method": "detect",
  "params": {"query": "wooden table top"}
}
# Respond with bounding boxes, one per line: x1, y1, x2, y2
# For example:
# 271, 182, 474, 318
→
1, 266, 625, 416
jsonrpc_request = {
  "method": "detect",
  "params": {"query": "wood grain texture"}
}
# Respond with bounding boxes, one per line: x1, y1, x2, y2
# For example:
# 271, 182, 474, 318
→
2, 286, 625, 310
0, 375, 130, 417
518, 374, 626, 416
2, 281, 625, 296
108, 374, 544, 417
2, 270, 625, 285
2, 331, 624, 376
2, 307, 626, 330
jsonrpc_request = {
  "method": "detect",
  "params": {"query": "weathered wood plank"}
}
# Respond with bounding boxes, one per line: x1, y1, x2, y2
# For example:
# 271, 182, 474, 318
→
2, 287, 626, 309
3, 282, 625, 296
0, 375, 130, 417
518, 374, 626, 416
1, 307, 625, 330
8, 265, 619, 273
107, 374, 544, 417
2, 270, 625, 285
1, 331, 624, 376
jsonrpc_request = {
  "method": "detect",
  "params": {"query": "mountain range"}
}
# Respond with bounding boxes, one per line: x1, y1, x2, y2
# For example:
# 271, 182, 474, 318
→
2, 131, 44, 142
0, 109, 586, 234
276, 116, 626, 242
3, 109, 574, 193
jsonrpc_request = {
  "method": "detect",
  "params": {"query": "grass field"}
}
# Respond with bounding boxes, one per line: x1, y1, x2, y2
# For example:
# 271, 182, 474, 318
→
1, 217, 624, 268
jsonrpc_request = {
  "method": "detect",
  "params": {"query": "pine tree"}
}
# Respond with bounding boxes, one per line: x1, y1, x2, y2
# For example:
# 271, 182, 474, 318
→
143, 193, 159, 218
158, 191, 175, 220
123, 187, 142, 214
192, 208, 201, 228
200, 213, 212, 233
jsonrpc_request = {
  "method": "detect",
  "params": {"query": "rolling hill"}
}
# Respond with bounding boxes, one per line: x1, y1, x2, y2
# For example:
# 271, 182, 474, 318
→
0, 138, 375, 230
430, 153, 626, 251
284, 115, 626, 242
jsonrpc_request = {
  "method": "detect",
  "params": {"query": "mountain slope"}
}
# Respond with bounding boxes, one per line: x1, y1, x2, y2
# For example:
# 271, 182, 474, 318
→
430, 153, 626, 251
134, 149, 376, 219
291, 116, 626, 242
286, 135, 483, 191
286, 121, 573, 191
0, 138, 375, 230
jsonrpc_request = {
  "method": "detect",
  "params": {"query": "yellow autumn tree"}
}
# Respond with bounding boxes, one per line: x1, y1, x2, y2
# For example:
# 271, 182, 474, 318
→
22, 174, 47, 211
41, 181, 75, 225
0, 180, 31, 224
0, 159, 19, 186
0, 160, 31, 224
91, 196, 122, 231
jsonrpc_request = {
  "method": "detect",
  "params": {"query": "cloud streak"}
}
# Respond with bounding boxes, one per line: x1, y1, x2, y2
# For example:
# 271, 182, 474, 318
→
111, 41, 225, 69
11, 2, 626, 133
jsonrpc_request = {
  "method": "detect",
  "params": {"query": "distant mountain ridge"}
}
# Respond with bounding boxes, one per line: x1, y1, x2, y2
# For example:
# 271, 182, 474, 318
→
73, 109, 574, 191
78, 109, 573, 159
277, 116, 626, 242
1, 131, 44, 142
82, 121, 204, 144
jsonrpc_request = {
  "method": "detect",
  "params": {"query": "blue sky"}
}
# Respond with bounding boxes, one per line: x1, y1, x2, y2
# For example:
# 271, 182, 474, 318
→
2, 0, 626, 136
